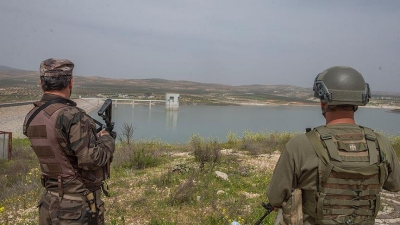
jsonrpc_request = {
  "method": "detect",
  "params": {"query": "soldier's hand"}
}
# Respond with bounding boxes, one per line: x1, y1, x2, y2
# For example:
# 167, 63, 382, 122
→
97, 129, 110, 137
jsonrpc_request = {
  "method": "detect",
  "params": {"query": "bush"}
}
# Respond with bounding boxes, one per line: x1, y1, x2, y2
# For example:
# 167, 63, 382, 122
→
111, 143, 135, 168
116, 146, 162, 170
118, 123, 135, 144
113, 138, 172, 170
225, 131, 240, 149
190, 134, 221, 166
241, 130, 294, 155
131, 147, 160, 169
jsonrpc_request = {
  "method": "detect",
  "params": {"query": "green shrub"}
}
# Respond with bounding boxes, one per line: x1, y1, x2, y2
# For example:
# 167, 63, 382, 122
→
190, 134, 221, 165
111, 144, 135, 168
119, 147, 161, 170
113, 139, 169, 170
241, 130, 294, 155
225, 131, 240, 149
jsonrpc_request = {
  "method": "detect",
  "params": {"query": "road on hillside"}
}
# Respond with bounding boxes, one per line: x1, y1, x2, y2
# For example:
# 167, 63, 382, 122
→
0, 101, 34, 108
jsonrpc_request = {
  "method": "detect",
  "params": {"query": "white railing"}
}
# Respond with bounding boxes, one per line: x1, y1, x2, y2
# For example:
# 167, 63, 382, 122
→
81, 97, 167, 109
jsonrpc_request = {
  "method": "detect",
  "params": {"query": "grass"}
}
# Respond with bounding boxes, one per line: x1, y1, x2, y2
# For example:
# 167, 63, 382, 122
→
0, 138, 42, 224
1, 131, 400, 224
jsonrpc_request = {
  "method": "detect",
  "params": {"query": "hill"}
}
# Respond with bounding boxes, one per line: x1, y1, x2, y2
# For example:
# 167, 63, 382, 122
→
0, 65, 25, 71
0, 66, 399, 107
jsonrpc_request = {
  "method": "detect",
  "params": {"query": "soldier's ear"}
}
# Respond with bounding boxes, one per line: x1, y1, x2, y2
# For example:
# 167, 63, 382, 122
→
320, 102, 326, 110
39, 79, 44, 91
69, 77, 73, 89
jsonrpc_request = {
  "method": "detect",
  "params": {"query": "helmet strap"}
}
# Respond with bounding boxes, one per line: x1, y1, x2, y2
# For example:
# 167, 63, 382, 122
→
322, 105, 336, 117
322, 105, 358, 117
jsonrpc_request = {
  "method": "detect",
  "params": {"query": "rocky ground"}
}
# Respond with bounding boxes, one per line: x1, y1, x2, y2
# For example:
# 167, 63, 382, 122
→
376, 191, 400, 224
0, 98, 101, 138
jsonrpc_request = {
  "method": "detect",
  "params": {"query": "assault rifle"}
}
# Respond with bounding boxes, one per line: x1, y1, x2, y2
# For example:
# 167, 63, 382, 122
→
96, 99, 116, 139
95, 99, 116, 196
254, 202, 274, 225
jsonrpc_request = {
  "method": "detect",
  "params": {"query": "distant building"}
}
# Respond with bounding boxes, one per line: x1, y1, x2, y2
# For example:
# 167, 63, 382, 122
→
166, 93, 179, 110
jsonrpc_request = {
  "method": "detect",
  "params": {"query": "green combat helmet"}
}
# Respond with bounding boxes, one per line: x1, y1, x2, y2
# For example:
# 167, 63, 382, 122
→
313, 66, 371, 107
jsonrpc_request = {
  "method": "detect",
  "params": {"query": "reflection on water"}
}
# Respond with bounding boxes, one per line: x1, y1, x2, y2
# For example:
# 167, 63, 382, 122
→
90, 104, 400, 143
165, 110, 178, 131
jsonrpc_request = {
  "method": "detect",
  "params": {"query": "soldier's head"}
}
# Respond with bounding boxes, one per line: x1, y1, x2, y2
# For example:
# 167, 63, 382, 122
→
39, 58, 74, 93
313, 66, 371, 116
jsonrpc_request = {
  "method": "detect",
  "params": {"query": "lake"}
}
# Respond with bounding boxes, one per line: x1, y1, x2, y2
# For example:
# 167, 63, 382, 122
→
90, 104, 400, 143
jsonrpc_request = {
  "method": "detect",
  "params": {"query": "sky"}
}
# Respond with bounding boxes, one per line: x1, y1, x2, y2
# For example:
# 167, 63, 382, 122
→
0, 0, 399, 92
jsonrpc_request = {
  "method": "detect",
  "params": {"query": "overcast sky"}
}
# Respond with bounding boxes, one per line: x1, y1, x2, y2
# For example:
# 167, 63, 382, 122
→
1, 1, 399, 92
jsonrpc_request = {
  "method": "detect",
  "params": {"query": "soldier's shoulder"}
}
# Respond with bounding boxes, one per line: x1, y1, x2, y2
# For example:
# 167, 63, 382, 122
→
374, 132, 392, 148
59, 105, 86, 114
374, 132, 390, 140
57, 105, 89, 121
286, 132, 310, 147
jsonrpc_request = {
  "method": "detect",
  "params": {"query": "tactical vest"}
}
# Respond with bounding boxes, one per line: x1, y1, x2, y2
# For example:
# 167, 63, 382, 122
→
303, 125, 388, 225
25, 101, 104, 195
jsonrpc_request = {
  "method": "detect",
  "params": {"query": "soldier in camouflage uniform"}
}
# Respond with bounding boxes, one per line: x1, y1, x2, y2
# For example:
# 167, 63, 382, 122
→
267, 66, 400, 225
23, 58, 115, 225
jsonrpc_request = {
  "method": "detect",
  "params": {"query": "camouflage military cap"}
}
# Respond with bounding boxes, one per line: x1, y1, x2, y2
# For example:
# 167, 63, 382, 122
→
40, 58, 74, 77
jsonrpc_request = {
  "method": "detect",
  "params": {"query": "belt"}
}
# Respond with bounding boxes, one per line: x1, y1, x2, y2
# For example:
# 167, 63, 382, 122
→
46, 190, 86, 201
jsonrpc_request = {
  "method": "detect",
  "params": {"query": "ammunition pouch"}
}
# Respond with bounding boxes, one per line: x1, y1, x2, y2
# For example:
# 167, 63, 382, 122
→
282, 188, 303, 225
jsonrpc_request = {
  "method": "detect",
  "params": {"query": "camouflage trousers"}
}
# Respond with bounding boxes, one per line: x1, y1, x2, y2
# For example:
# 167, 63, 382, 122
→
38, 189, 105, 225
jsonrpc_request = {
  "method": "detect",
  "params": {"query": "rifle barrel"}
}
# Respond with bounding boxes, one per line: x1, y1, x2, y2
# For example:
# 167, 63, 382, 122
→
254, 202, 274, 225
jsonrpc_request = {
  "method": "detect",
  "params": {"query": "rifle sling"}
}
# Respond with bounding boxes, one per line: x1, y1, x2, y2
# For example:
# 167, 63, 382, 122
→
93, 118, 103, 129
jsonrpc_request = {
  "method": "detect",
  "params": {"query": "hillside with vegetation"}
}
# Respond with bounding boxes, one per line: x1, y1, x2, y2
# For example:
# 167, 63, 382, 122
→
1, 66, 399, 108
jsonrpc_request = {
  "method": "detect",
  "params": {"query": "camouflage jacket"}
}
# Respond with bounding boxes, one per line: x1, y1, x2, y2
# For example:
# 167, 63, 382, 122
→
24, 94, 115, 194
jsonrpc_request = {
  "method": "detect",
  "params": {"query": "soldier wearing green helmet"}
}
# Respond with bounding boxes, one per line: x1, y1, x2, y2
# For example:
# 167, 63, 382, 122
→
267, 66, 400, 225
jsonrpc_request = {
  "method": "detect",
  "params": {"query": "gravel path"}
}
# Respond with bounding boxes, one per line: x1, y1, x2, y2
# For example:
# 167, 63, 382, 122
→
0, 98, 101, 138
